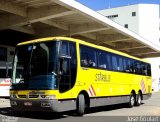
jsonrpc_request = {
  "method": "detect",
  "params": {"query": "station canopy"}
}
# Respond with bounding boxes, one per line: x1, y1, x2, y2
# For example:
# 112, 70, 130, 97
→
0, 0, 160, 58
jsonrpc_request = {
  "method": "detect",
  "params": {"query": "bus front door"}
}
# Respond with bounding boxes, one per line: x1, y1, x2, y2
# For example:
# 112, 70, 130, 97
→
58, 41, 77, 93
59, 57, 71, 92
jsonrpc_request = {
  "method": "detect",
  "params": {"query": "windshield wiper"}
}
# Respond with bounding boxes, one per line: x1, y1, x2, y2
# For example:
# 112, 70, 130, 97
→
51, 71, 57, 76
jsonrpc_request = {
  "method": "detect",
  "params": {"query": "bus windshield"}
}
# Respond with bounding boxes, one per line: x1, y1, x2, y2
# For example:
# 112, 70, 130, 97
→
11, 41, 58, 90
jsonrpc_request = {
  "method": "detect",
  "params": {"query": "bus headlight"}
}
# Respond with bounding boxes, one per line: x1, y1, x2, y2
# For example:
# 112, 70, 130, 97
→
40, 95, 56, 100
11, 101, 17, 106
10, 94, 17, 98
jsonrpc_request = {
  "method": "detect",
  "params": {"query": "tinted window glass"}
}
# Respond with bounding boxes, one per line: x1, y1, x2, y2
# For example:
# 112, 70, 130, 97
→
135, 61, 140, 74
118, 56, 124, 71
112, 55, 118, 70
59, 41, 77, 92
147, 64, 151, 76
12, 41, 58, 90
97, 51, 107, 69
123, 58, 128, 72
141, 63, 147, 75
70, 42, 77, 87
80, 45, 97, 68
106, 53, 112, 70
80, 44, 151, 76
128, 59, 133, 73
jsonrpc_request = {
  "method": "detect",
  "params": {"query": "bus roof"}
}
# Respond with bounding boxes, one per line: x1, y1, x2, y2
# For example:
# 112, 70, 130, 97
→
17, 37, 149, 63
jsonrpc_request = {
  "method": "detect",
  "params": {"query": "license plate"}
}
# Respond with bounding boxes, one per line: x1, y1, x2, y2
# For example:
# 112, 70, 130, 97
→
24, 102, 32, 106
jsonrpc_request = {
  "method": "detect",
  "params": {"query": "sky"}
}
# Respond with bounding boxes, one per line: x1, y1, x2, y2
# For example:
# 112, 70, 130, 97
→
77, 0, 160, 11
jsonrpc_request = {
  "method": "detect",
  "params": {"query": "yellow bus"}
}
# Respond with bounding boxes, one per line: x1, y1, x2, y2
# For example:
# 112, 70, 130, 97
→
10, 37, 152, 116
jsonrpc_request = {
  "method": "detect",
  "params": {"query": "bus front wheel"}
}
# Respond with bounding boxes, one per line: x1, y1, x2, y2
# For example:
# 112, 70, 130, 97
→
76, 94, 85, 116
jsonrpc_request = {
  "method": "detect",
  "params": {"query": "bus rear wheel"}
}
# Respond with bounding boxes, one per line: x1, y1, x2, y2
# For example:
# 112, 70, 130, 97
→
128, 93, 136, 108
136, 92, 142, 106
76, 94, 85, 116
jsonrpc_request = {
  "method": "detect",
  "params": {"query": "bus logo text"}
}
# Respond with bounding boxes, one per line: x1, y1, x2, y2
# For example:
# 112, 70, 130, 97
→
95, 72, 110, 82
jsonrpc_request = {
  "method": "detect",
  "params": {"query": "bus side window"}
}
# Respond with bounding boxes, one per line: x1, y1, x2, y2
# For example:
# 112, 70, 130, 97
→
80, 45, 97, 68
97, 51, 107, 69
106, 53, 112, 70
112, 55, 118, 71
124, 58, 129, 72
81, 53, 88, 67
124, 59, 132, 73
129, 59, 134, 73
147, 64, 151, 76
135, 61, 140, 74
118, 56, 124, 71
142, 63, 147, 76
134, 61, 142, 75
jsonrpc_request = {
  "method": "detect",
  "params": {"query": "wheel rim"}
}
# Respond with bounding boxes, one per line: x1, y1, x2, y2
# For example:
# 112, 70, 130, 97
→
138, 95, 141, 104
131, 96, 135, 106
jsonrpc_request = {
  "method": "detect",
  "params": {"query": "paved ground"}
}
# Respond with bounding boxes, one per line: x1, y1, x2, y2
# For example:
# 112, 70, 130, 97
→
0, 92, 160, 122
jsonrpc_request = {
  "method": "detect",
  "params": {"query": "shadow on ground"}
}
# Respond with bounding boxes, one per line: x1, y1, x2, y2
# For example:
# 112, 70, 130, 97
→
0, 103, 144, 120
85, 103, 144, 114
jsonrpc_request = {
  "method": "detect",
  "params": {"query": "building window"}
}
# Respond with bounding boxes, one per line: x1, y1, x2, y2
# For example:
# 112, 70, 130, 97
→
132, 12, 136, 16
0, 47, 7, 61
124, 24, 128, 28
106, 14, 118, 19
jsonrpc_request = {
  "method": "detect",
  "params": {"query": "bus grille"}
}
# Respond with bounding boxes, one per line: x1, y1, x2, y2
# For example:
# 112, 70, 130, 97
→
18, 95, 39, 98
18, 95, 26, 98
29, 95, 39, 98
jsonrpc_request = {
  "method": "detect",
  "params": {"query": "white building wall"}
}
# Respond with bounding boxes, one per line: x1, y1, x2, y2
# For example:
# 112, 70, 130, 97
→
139, 4, 160, 45
98, 4, 159, 46
98, 5, 140, 34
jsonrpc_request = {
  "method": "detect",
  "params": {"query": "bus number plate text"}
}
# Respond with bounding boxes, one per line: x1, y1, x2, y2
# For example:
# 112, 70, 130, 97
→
24, 102, 32, 106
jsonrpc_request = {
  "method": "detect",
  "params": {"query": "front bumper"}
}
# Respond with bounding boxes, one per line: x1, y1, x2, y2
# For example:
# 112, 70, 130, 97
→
10, 98, 76, 112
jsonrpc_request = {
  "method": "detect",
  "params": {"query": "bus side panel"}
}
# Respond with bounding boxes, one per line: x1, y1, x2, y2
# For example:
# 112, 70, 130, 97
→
77, 68, 134, 97
133, 75, 152, 95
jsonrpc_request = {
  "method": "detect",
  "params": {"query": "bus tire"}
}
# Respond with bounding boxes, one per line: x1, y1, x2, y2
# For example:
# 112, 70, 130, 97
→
76, 94, 85, 116
128, 93, 135, 108
136, 92, 142, 106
